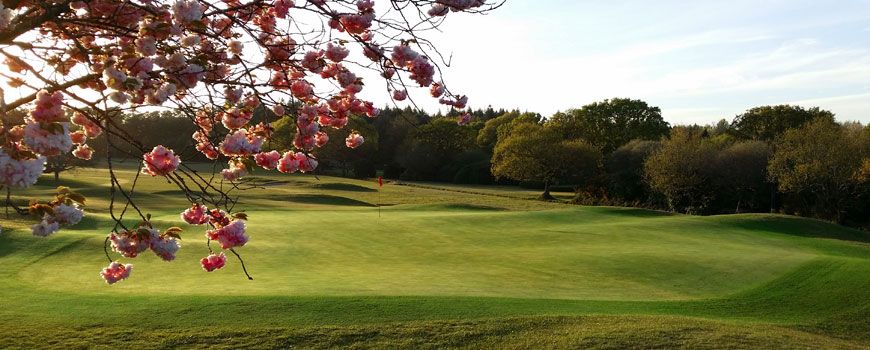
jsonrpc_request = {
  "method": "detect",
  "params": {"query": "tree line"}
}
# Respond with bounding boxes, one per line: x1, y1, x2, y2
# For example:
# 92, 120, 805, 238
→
61, 99, 870, 227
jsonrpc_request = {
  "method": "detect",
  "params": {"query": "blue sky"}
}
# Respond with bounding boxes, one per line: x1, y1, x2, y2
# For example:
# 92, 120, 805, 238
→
403, 0, 870, 124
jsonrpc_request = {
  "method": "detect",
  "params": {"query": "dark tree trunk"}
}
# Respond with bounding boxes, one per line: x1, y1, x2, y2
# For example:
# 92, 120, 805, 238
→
54, 170, 60, 186
539, 182, 555, 201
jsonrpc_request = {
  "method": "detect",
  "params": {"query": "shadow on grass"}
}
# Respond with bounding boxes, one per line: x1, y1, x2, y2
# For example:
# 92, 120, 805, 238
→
583, 206, 676, 218
713, 214, 870, 244
263, 194, 376, 207
307, 183, 376, 192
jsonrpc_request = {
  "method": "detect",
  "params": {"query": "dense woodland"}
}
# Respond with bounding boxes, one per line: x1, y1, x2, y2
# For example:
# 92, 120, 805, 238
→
39, 99, 870, 227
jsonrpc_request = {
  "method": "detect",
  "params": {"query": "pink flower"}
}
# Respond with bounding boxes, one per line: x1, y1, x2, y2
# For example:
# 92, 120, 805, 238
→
205, 219, 249, 250
221, 108, 253, 129
392, 89, 407, 101
325, 43, 350, 63
197, 142, 219, 160
54, 203, 84, 225
224, 86, 244, 105
290, 80, 314, 100
176, 64, 205, 88
181, 203, 209, 225
31, 219, 59, 237
430, 82, 444, 98
301, 51, 325, 73
109, 228, 157, 258
142, 145, 180, 176
428, 4, 449, 16
171, 0, 202, 23
150, 236, 181, 261
23, 122, 73, 156
273, 0, 294, 18
255, 151, 281, 170
201, 252, 227, 272
408, 57, 435, 87
70, 131, 87, 144
271, 104, 285, 116
135, 36, 157, 56
227, 40, 244, 56
458, 113, 471, 126
339, 13, 375, 34
71, 113, 102, 138
209, 209, 231, 228
345, 132, 364, 149
315, 132, 329, 147
29, 90, 65, 123
100, 262, 132, 285
72, 144, 93, 160
391, 45, 419, 67
219, 129, 263, 156
0, 148, 46, 188
439, 95, 468, 109
277, 151, 300, 173
296, 153, 318, 173
221, 160, 249, 181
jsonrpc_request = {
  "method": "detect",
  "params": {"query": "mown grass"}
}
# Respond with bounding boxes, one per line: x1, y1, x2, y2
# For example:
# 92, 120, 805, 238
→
0, 164, 868, 349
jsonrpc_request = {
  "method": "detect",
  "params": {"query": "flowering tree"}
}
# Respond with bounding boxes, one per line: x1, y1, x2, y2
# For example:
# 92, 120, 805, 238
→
0, 0, 501, 284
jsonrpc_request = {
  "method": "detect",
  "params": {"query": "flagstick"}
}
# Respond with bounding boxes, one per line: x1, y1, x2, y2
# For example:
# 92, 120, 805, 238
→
378, 187, 381, 218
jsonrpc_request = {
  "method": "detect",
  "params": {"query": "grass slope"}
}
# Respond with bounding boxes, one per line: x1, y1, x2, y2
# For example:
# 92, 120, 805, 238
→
0, 165, 868, 349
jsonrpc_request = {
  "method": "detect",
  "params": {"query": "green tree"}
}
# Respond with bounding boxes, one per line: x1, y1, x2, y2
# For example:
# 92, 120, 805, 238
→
714, 141, 771, 213
767, 119, 866, 223
396, 118, 479, 181
491, 123, 602, 199
548, 98, 669, 154
729, 105, 835, 141
605, 139, 662, 204
476, 111, 541, 152
644, 127, 718, 214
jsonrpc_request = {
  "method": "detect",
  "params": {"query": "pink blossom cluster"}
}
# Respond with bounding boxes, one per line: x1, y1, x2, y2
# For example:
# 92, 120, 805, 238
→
428, 0, 486, 17
29, 91, 66, 123
53, 203, 85, 226
325, 43, 350, 62
30, 202, 85, 237
22, 122, 73, 157
101, 262, 132, 284
109, 226, 180, 261
219, 129, 264, 156
277, 151, 318, 173
181, 203, 209, 225
0, 148, 46, 188
255, 151, 281, 170
142, 145, 180, 176
458, 113, 471, 126
330, 1, 376, 35
206, 219, 249, 250
221, 108, 253, 129
345, 132, 364, 149
72, 113, 102, 138
221, 160, 249, 181
201, 252, 227, 272
109, 227, 157, 258
31, 219, 59, 237
73, 145, 93, 160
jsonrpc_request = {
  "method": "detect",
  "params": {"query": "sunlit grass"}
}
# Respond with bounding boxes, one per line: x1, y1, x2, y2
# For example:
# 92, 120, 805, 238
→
0, 165, 868, 349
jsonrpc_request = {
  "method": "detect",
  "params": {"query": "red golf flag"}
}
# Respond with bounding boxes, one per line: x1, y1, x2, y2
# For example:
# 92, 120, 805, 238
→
378, 176, 383, 187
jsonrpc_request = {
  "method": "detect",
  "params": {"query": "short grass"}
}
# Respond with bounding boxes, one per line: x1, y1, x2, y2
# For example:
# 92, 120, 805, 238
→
0, 164, 869, 349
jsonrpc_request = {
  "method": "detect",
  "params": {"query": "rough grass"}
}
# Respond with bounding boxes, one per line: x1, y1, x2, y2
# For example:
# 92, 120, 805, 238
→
0, 164, 868, 349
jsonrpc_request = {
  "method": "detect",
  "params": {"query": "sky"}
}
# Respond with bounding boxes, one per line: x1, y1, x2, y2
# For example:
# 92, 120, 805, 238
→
400, 0, 870, 125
